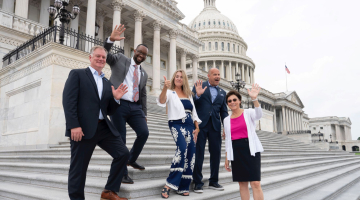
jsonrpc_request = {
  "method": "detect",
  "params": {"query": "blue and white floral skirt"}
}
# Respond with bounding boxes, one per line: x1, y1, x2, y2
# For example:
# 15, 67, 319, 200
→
165, 112, 196, 193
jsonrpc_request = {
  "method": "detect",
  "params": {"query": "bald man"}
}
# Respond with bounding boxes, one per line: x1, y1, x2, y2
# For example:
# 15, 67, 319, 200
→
192, 68, 229, 193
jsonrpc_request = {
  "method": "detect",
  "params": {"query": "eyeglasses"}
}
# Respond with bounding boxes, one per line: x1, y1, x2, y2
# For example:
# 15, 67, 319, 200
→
227, 98, 238, 103
135, 50, 147, 57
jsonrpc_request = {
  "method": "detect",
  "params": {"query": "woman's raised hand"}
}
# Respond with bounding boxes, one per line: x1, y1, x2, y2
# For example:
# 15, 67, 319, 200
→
247, 83, 261, 100
163, 76, 171, 89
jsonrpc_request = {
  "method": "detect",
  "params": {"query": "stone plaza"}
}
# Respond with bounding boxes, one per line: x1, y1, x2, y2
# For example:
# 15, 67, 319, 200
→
0, 0, 360, 199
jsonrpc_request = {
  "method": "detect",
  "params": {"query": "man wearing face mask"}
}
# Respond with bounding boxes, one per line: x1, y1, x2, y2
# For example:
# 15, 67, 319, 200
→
104, 24, 149, 184
192, 68, 229, 193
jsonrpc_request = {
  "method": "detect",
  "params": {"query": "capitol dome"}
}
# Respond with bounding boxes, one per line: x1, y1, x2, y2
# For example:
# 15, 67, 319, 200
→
187, 0, 255, 85
188, 0, 239, 34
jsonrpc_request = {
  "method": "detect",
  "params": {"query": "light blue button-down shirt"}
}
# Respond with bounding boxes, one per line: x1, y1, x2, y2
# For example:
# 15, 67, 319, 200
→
196, 81, 219, 103
88, 66, 120, 120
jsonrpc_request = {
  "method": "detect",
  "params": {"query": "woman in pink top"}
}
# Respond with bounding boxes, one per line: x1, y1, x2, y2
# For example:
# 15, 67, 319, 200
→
223, 86, 264, 200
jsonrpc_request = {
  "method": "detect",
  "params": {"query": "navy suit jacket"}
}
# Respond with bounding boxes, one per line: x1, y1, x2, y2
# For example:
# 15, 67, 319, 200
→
62, 67, 121, 139
192, 81, 229, 132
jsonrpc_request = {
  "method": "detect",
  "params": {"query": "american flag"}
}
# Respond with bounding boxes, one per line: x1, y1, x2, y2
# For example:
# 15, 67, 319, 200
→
285, 65, 290, 74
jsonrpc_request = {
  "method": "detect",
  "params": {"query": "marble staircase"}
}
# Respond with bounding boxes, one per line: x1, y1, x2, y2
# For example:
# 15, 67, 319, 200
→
0, 101, 360, 199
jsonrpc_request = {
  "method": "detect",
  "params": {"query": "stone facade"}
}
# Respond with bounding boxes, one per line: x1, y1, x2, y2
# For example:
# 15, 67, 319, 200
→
0, 0, 356, 150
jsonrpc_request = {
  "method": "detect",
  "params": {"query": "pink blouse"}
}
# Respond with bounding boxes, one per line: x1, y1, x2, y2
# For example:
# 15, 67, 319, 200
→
231, 113, 248, 140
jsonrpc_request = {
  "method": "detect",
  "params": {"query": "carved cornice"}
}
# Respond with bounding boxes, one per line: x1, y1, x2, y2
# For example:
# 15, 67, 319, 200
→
134, 10, 146, 22
144, 0, 185, 20
0, 36, 23, 46
191, 54, 199, 62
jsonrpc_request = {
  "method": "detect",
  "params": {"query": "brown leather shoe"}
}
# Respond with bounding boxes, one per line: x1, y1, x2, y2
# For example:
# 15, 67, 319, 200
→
100, 190, 128, 200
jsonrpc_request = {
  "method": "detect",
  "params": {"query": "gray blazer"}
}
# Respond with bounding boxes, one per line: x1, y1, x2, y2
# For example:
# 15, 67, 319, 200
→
104, 40, 148, 116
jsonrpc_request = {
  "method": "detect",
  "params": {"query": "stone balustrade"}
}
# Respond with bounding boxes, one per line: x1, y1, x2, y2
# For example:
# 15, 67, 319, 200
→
0, 9, 47, 36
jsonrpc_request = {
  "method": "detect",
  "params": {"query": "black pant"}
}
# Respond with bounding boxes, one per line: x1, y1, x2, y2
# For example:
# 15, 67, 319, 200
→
68, 121, 130, 200
111, 99, 149, 175
193, 118, 222, 187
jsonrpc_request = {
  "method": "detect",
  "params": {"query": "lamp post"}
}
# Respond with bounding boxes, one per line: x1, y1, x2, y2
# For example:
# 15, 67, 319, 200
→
95, 22, 100, 37
48, 0, 80, 44
230, 73, 246, 93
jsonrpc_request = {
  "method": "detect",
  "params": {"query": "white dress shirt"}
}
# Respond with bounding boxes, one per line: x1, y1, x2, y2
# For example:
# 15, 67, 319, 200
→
224, 107, 264, 159
88, 66, 119, 120
107, 38, 141, 102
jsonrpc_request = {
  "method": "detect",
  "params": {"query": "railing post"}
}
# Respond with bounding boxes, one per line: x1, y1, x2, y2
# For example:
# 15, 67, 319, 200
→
54, 24, 57, 42
76, 30, 80, 49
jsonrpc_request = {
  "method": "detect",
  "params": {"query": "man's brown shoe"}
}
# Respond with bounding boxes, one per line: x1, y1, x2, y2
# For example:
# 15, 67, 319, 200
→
100, 190, 128, 200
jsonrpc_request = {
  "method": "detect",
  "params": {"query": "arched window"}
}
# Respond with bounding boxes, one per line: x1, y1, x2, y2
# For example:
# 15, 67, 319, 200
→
199, 23, 201, 27
208, 42, 211, 50
227, 43, 230, 51
213, 21, 216, 25
202, 44, 205, 51
227, 22, 229, 27
342, 145, 346, 151
352, 146, 359, 151
233, 44, 235, 52
203, 22, 205, 26
208, 21, 210, 25
223, 22, 225, 26
194, 24, 196, 28
221, 42, 224, 51
215, 42, 218, 50
238, 45, 240, 53
218, 21, 221, 25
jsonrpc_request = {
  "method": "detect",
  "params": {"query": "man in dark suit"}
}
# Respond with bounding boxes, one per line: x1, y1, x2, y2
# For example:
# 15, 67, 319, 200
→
63, 46, 129, 200
192, 68, 229, 193
103, 25, 149, 184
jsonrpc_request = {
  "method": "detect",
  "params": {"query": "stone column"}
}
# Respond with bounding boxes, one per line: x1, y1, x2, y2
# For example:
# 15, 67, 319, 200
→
70, 11, 80, 32
274, 108, 277, 133
227, 62, 232, 81
335, 125, 341, 141
85, 0, 96, 37
252, 68, 255, 84
241, 63, 245, 81
300, 113, 303, 130
39, 0, 50, 26
134, 10, 145, 48
150, 20, 162, 95
286, 108, 291, 132
192, 55, 199, 82
220, 61, 224, 78
180, 49, 187, 71
235, 62, 239, 77
213, 60, 216, 69
245, 65, 249, 83
15, 0, 29, 18
2, 0, 15, 13
97, 9, 106, 41
291, 109, 294, 131
282, 106, 287, 135
232, 62, 236, 81
204, 61, 208, 72
297, 112, 301, 131
169, 29, 178, 78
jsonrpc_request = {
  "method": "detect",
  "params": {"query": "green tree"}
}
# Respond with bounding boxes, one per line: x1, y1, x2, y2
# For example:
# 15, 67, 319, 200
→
358, 137, 360, 140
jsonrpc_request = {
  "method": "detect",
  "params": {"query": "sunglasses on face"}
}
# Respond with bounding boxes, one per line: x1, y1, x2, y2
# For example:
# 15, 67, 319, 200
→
227, 98, 238, 103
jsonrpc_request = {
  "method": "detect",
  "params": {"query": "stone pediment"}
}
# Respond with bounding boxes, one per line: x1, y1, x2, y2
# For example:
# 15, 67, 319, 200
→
285, 91, 304, 108
144, 0, 185, 20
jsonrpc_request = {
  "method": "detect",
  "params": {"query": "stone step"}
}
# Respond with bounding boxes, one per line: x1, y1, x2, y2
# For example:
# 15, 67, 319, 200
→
262, 164, 360, 200
0, 159, 359, 199
0, 181, 99, 200
138, 159, 360, 200
333, 177, 360, 200
297, 170, 360, 200
1, 157, 357, 182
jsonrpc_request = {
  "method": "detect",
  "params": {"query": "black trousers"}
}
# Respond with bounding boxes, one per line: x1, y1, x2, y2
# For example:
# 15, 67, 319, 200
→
111, 99, 149, 175
193, 118, 222, 187
68, 121, 130, 200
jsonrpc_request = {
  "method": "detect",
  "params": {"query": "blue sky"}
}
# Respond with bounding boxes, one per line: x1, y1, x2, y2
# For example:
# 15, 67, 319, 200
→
178, 0, 360, 140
